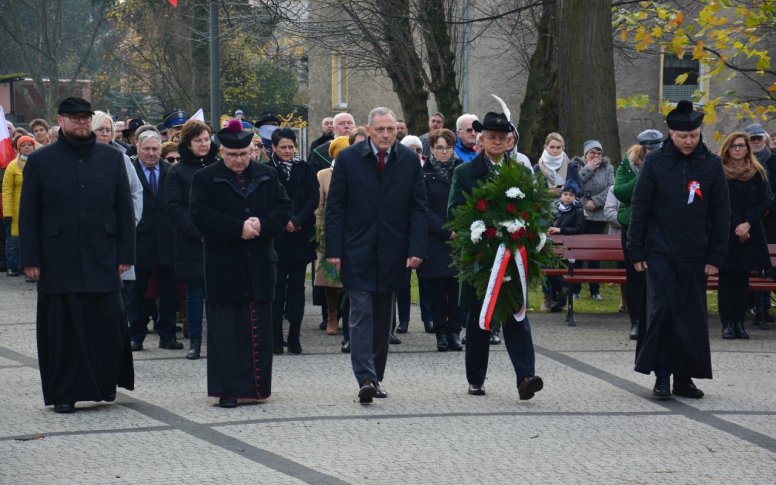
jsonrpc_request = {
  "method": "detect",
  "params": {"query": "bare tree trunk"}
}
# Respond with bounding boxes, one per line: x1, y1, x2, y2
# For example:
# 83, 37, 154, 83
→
557, 0, 620, 159
517, 1, 559, 162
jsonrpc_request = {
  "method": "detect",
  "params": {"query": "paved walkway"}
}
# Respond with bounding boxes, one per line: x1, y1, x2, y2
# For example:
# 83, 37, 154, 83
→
1, 275, 775, 484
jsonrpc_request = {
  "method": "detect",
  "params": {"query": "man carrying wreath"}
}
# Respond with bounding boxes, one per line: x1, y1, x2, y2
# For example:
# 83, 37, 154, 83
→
448, 112, 544, 400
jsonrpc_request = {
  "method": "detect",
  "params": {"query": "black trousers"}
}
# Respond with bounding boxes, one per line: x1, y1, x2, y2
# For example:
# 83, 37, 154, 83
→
128, 266, 178, 342
622, 225, 646, 325
465, 310, 536, 386
718, 269, 750, 322
273, 262, 308, 326
426, 276, 462, 334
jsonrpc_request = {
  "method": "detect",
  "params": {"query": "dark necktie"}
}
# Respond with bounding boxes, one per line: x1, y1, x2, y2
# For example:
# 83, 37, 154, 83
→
148, 168, 158, 196
377, 152, 386, 173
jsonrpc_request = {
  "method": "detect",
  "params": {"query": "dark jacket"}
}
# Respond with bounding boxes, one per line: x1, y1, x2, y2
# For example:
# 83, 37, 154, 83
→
19, 133, 135, 293
553, 202, 585, 235
721, 171, 770, 272
627, 137, 730, 266
325, 139, 428, 292
133, 159, 176, 269
756, 148, 776, 242
417, 157, 462, 279
266, 155, 319, 264
447, 154, 530, 309
190, 160, 292, 304
309, 133, 333, 161
308, 141, 333, 173
164, 143, 218, 281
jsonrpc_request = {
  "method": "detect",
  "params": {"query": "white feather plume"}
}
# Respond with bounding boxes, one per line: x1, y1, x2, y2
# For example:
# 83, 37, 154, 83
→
490, 94, 511, 122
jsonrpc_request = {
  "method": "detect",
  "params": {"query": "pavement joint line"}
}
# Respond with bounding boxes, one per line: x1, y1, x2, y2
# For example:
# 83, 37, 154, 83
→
0, 343, 348, 485
535, 344, 776, 453
0, 321, 36, 326
0, 425, 173, 442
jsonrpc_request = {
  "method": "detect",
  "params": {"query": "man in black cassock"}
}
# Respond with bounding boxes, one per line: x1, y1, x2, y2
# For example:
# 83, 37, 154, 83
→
20, 97, 136, 413
190, 120, 292, 408
628, 100, 730, 399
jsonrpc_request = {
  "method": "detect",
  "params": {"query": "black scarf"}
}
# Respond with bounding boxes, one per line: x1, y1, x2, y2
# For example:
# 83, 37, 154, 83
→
430, 156, 456, 183
271, 152, 294, 179
755, 146, 772, 166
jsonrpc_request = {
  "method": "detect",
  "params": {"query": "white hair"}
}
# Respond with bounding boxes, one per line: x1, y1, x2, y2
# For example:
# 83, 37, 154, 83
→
456, 114, 479, 130
400, 135, 422, 148
136, 130, 162, 146
333, 112, 354, 124
367, 107, 397, 126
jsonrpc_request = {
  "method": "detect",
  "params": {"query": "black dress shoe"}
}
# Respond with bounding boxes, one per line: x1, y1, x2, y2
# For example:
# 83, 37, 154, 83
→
389, 333, 401, 344
518, 376, 544, 401
424, 320, 435, 334
159, 339, 184, 350
130, 340, 143, 351
436, 333, 449, 352
396, 321, 409, 334
629, 322, 639, 341
448, 333, 463, 351
358, 379, 376, 404
652, 376, 671, 398
341, 340, 351, 353
489, 332, 501, 345
186, 339, 201, 360
54, 403, 75, 414
468, 384, 485, 396
273, 343, 284, 355
319, 320, 327, 330
722, 321, 736, 339
673, 377, 704, 398
374, 381, 387, 398
219, 398, 238, 408
733, 321, 750, 340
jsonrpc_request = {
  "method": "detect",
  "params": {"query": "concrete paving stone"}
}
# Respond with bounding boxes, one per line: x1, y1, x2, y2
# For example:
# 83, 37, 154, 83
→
0, 367, 166, 438
0, 355, 19, 366
217, 414, 776, 484
0, 429, 305, 485
0, 324, 38, 360
713, 414, 776, 441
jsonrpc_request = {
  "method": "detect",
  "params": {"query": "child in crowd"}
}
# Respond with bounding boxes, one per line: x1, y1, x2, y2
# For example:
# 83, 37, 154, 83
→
543, 180, 585, 311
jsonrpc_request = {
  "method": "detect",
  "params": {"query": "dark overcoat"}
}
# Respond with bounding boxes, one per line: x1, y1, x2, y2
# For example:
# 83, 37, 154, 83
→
553, 202, 585, 235
190, 160, 292, 304
266, 157, 319, 264
133, 159, 175, 269
758, 149, 776, 242
164, 143, 218, 281
720, 171, 770, 272
627, 137, 730, 378
19, 133, 135, 293
325, 139, 428, 292
417, 158, 462, 279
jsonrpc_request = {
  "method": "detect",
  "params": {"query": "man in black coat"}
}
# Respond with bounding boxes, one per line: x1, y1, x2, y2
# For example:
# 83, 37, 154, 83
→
628, 100, 730, 399
126, 131, 182, 351
20, 97, 135, 413
447, 112, 544, 401
325, 107, 427, 403
308, 112, 356, 173
308, 116, 334, 158
267, 128, 319, 354
190, 120, 292, 408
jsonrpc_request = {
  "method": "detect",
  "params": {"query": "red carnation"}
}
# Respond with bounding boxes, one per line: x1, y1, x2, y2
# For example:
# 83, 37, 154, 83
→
485, 227, 498, 239
475, 199, 489, 212
516, 227, 526, 238
505, 203, 517, 214
527, 231, 537, 241
510, 232, 520, 241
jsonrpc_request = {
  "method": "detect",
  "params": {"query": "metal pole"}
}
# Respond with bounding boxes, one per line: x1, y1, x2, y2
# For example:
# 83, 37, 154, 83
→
461, 0, 470, 113
210, 0, 221, 128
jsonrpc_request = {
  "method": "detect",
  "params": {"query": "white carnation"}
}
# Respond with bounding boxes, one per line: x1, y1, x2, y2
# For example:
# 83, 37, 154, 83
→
499, 219, 526, 234
503, 275, 512, 282
505, 187, 525, 199
536, 233, 548, 252
470, 220, 486, 243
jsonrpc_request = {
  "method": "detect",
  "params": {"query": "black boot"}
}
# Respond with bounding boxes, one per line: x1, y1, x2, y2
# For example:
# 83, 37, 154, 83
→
721, 321, 736, 339
629, 321, 638, 341
424, 320, 435, 334
448, 333, 463, 351
652, 375, 671, 398
287, 321, 303, 354
489, 327, 501, 345
733, 321, 749, 340
185, 338, 201, 360
756, 308, 771, 330
436, 333, 449, 352
273, 322, 284, 354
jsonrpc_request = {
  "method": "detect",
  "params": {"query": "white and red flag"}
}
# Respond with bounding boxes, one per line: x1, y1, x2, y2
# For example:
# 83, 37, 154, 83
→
0, 105, 14, 169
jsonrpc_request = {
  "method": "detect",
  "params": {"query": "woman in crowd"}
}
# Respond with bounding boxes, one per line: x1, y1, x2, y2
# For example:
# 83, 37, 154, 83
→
572, 140, 614, 301
418, 128, 463, 351
29, 119, 50, 146
161, 142, 180, 164
348, 128, 367, 145
314, 136, 352, 352
614, 129, 663, 340
165, 119, 218, 359
717, 132, 770, 340
3, 135, 35, 277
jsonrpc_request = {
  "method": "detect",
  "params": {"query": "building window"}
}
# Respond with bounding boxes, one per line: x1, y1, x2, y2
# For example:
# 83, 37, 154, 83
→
661, 53, 702, 103
331, 53, 348, 110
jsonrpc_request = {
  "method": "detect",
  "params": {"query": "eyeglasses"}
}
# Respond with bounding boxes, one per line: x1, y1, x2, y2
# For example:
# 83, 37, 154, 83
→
433, 146, 453, 152
165, 156, 181, 163
64, 115, 93, 124
729, 143, 747, 150
460, 128, 475, 133
413, 147, 423, 154
94, 127, 112, 134
223, 151, 252, 160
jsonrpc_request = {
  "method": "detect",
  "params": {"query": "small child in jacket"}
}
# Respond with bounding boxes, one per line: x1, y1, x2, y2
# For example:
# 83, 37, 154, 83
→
543, 180, 585, 312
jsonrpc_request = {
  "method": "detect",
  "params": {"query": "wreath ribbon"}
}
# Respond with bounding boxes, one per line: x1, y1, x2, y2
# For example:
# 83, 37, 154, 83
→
479, 244, 528, 331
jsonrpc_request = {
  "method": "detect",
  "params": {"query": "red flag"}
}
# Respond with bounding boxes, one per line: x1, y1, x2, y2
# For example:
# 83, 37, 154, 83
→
169, 0, 178, 7
0, 105, 14, 169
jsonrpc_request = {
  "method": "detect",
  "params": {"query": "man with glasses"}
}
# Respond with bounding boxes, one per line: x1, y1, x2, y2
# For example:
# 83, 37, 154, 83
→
454, 114, 479, 163
19, 97, 136, 413
190, 120, 292, 408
